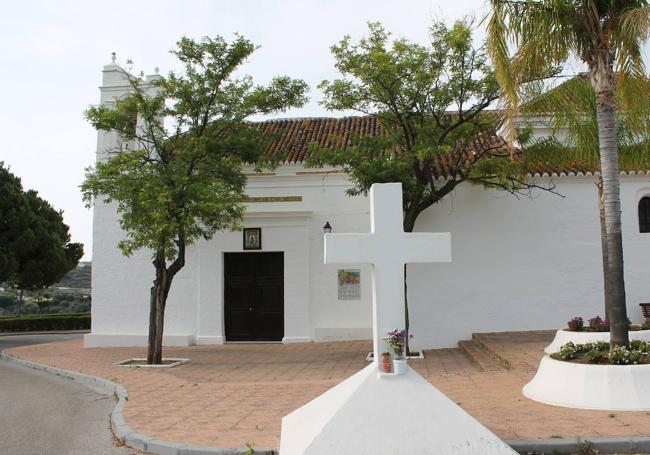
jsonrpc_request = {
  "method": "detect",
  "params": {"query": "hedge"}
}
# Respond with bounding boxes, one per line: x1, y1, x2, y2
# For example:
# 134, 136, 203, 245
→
0, 313, 90, 332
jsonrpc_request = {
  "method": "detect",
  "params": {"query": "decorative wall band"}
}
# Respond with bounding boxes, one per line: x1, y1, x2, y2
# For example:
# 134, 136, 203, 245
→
242, 196, 302, 203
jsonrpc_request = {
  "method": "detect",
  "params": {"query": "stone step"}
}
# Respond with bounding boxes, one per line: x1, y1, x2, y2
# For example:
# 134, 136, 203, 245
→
472, 331, 555, 371
470, 334, 515, 370
457, 340, 509, 372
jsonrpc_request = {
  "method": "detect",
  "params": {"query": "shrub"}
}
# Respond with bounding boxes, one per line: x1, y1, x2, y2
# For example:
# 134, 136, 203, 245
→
554, 340, 650, 365
631, 340, 650, 355
586, 348, 605, 363
557, 342, 578, 360
0, 295, 16, 309
0, 313, 90, 332
593, 341, 609, 351
589, 316, 609, 332
567, 316, 584, 331
643, 319, 650, 330
574, 440, 598, 455
608, 345, 642, 365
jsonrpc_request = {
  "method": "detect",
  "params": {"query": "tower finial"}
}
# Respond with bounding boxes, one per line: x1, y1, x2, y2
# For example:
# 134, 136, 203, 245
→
111, 52, 116, 63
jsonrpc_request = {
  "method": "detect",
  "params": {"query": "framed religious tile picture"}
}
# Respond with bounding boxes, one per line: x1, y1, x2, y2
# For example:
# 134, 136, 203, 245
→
338, 269, 361, 300
243, 228, 262, 250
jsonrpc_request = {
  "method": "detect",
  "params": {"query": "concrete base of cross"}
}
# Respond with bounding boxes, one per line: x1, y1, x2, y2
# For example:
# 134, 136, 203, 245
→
280, 363, 518, 455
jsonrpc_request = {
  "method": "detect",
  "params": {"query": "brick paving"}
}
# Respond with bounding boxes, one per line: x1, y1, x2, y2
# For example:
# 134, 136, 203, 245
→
7, 331, 650, 449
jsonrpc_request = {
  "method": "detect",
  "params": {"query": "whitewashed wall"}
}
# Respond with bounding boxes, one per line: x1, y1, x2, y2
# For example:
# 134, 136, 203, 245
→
408, 175, 650, 349
86, 164, 376, 347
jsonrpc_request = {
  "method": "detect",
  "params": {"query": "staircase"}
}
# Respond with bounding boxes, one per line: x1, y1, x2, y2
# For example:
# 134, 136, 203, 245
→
457, 338, 509, 372
457, 330, 555, 372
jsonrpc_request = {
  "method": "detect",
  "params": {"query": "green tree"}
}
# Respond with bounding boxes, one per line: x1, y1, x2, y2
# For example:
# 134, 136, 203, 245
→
33, 291, 53, 314
0, 163, 28, 284
82, 36, 308, 364
487, 0, 650, 347
0, 163, 83, 316
309, 20, 550, 340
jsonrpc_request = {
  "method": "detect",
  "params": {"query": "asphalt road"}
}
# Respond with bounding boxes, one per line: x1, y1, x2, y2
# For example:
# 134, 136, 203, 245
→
0, 334, 138, 455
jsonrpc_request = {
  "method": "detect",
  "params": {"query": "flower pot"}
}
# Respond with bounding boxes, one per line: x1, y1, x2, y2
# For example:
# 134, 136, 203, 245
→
392, 358, 408, 375
381, 352, 392, 373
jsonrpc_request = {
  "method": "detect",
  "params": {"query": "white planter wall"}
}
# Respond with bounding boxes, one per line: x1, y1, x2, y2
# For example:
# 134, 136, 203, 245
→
524, 356, 650, 410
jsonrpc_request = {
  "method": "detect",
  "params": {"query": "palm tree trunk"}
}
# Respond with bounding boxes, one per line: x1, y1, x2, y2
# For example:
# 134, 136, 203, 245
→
596, 178, 611, 318
593, 77, 629, 348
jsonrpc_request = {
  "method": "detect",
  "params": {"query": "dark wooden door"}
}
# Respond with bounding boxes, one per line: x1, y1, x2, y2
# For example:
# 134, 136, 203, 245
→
224, 252, 284, 341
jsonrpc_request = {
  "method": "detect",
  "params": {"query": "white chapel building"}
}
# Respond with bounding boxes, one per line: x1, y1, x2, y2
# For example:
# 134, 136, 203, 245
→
85, 60, 650, 351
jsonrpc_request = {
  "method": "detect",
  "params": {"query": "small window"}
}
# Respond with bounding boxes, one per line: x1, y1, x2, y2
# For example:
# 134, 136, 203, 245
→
639, 197, 650, 233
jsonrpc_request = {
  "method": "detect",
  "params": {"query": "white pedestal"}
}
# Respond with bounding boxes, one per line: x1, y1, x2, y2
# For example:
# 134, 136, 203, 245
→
524, 356, 650, 410
544, 329, 650, 354
280, 363, 517, 455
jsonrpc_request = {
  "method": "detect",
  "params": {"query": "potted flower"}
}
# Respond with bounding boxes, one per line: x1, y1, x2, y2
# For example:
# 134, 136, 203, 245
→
384, 329, 408, 374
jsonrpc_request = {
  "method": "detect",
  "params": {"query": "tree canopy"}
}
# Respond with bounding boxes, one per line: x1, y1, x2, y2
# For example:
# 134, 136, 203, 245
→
0, 163, 83, 293
308, 20, 545, 232
82, 35, 309, 363
84, 36, 309, 263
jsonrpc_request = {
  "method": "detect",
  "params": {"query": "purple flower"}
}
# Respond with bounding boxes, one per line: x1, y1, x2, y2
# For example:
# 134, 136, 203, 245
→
384, 329, 409, 357
567, 316, 584, 331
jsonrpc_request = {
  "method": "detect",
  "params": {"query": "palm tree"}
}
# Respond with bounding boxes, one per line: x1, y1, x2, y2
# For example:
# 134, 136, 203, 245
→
487, 1, 650, 347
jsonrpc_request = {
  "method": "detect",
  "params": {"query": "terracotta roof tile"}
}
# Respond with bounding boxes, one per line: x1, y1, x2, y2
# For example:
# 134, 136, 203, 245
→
252, 116, 515, 179
247, 116, 649, 177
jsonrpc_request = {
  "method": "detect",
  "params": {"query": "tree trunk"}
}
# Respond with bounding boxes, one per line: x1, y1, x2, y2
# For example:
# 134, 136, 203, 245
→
592, 69, 629, 348
152, 274, 168, 365
403, 212, 416, 355
149, 262, 172, 365
16, 289, 22, 317
596, 178, 612, 319
146, 285, 157, 364
148, 248, 168, 365
404, 264, 410, 348
147, 242, 186, 365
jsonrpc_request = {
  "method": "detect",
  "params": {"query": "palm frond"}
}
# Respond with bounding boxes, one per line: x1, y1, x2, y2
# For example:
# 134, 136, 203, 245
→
487, 0, 576, 139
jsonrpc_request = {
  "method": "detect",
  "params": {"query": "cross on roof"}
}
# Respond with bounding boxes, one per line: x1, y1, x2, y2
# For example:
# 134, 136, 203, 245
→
324, 183, 451, 368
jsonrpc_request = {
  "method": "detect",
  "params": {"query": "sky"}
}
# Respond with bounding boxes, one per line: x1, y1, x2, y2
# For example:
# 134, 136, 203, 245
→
1, 0, 494, 259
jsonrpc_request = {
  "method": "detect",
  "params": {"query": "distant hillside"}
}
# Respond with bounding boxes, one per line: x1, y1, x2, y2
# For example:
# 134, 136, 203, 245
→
56, 262, 91, 289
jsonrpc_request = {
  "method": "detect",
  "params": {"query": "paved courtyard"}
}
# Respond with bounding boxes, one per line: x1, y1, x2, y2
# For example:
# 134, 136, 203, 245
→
7, 331, 650, 450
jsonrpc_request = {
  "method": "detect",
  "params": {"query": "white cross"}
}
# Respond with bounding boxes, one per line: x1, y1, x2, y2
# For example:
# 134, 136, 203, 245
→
325, 183, 451, 369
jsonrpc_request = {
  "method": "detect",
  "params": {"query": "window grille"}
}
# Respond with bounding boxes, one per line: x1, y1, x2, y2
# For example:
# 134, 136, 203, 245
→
639, 197, 650, 233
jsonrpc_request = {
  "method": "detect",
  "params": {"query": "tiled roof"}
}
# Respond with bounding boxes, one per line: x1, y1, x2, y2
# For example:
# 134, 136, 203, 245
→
252, 116, 515, 179
524, 160, 600, 176
253, 116, 386, 163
